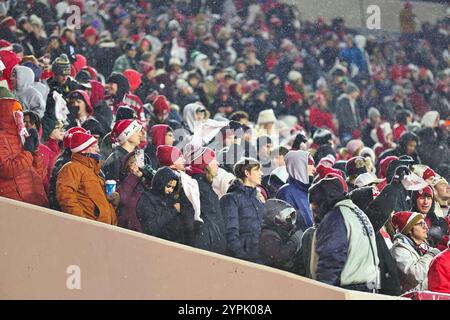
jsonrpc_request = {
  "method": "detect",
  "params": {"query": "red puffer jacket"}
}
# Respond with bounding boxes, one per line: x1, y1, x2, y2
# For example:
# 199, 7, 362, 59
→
0, 98, 48, 206
428, 249, 450, 294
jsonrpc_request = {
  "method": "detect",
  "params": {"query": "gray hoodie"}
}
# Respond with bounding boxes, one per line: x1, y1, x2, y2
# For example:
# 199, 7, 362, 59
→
285, 150, 309, 184
13, 66, 45, 118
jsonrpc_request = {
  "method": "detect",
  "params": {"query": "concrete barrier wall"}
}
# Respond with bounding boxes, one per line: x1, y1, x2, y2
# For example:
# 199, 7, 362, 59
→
281, 0, 446, 32
0, 197, 403, 300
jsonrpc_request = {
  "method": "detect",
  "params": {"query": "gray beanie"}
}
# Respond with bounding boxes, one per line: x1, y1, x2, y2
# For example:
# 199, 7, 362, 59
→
368, 107, 380, 119
346, 82, 360, 94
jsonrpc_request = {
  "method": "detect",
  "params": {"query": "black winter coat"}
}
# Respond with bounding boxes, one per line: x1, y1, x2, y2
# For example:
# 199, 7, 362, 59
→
189, 173, 227, 254
48, 150, 72, 211
102, 146, 129, 182
136, 167, 182, 243
220, 180, 264, 262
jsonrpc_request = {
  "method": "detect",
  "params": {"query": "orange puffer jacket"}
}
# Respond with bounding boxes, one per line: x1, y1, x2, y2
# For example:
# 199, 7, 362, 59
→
0, 98, 48, 206
56, 152, 117, 225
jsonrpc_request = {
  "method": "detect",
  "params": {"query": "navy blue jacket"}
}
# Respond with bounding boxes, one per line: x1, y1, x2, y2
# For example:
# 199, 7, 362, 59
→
220, 180, 264, 262
276, 177, 313, 230
315, 207, 348, 286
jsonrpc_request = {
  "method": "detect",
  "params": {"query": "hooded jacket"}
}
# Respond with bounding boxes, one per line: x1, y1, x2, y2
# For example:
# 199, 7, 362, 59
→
411, 189, 448, 250
145, 124, 169, 170
136, 167, 182, 242
276, 150, 313, 230
220, 179, 264, 262
378, 132, 421, 165
13, 66, 46, 118
259, 199, 302, 272
56, 152, 117, 225
0, 98, 48, 206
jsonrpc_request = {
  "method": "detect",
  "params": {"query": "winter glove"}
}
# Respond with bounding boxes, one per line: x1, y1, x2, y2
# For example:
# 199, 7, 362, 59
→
390, 165, 411, 184
23, 128, 39, 153
290, 229, 304, 253
427, 246, 441, 257
428, 226, 444, 245
107, 192, 120, 210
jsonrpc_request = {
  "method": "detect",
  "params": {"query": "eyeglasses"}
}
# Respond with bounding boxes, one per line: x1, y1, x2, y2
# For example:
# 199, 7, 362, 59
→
415, 221, 427, 228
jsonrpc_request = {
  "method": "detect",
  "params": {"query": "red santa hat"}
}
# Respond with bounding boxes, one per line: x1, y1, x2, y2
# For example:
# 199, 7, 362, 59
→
0, 39, 12, 51
413, 165, 441, 187
70, 131, 97, 153
152, 95, 170, 115
157, 145, 182, 167
392, 211, 423, 235
0, 17, 16, 28
111, 119, 142, 144
63, 127, 87, 149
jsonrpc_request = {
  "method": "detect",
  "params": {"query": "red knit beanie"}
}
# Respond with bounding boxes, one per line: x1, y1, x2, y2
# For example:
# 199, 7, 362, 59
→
70, 131, 97, 153
392, 211, 423, 235
63, 127, 87, 149
111, 119, 142, 144
123, 69, 142, 92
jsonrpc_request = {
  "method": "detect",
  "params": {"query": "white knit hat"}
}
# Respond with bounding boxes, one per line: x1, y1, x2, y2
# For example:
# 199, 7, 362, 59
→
288, 70, 302, 82
257, 109, 277, 125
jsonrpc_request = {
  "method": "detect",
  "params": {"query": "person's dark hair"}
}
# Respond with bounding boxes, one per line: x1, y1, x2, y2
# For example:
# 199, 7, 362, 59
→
256, 135, 273, 152
396, 109, 412, 125
292, 133, 307, 150
233, 157, 261, 180
229, 111, 249, 123
155, 59, 165, 70
23, 111, 41, 131
272, 146, 289, 158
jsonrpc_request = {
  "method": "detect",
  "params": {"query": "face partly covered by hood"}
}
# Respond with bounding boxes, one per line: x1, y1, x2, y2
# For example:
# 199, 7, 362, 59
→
285, 150, 314, 184
12, 66, 34, 92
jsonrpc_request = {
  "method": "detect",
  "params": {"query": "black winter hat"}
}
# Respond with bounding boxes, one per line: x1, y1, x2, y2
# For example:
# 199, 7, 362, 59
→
82, 118, 106, 138
116, 105, 137, 121
308, 176, 347, 222
313, 128, 332, 146
346, 156, 368, 177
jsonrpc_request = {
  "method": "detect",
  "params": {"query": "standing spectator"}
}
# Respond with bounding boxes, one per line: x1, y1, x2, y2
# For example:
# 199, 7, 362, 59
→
185, 146, 226, 254
112, 42, 139, 73
0, 98, 47, 206
309, 92, 336, 134
361, 107, 381, 148
56, 131, 117, 225
220, 158, 264, 262
146, 124, 174, 170
379, 132, 421, 165
259, 199, 303, 273
309, 176, 380, 292
103, 119, 143, 182
336, 83, 361, 145
11, 65, 45, 118
390, 211, 440, 293
48, 126, 87, 210
277, 150, 315, 231
136, 167, 183, 243
411, 186, 448, 250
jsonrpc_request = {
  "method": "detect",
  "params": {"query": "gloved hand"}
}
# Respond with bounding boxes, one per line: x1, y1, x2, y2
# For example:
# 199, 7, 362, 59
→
23, 128, 39, 153
428, 226, 444, 244
140, 164, 156, 180
390, 165, 411, 184
290, 229, 304, 252
427, 246, 441, 257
